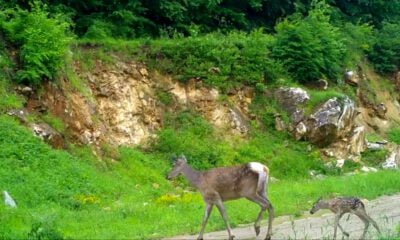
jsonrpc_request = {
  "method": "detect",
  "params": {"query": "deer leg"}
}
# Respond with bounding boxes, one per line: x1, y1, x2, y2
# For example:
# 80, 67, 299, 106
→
215, 200, 234, 240
197, 203, 214, 240
246, 195, 267, 236
363, 212, 381, 234
333, 212, 340, 240
355, 209, 380, 238
354, 210, 370, 240
264, 197, 274, 240
337, 213, 349, 237
247, 194, 274, 240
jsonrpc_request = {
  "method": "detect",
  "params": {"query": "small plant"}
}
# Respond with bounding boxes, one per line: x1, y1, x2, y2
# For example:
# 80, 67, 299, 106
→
41, 113, 66, 133
361, 149, 389, 166
28, 221, 63, 240
155, 89, 174, 106
388, 127, 400, 144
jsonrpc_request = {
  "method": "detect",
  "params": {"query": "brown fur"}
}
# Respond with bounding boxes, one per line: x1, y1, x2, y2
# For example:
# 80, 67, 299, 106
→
168, 157, 274, 240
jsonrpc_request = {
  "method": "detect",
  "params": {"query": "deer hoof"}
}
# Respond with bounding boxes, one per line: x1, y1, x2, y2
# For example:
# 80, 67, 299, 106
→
228, 235, 235, 240
264, 235, 271, 240
255, 226, 260, 236
343, 232, 350, 237
197, 238, 203, 240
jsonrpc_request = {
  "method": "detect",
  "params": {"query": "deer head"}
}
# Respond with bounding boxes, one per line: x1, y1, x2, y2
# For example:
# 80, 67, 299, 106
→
167, 154, 187, 180
309, 197, 323, 214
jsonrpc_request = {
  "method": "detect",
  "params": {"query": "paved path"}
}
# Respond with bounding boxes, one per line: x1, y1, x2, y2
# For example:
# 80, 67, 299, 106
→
168, 194, 400, 240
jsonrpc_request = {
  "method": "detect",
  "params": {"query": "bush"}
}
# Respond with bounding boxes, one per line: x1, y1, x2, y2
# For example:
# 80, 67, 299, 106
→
369, 22, 400, 73
272, 1, 345, 83
0, 2, 72, 84
144, 30, 289, 91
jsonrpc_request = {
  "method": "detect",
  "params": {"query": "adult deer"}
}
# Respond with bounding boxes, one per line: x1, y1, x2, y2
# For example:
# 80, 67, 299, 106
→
167, 155, 274, 240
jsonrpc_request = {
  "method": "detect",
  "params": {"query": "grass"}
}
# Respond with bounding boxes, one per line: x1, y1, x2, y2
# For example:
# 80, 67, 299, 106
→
1, 114, 400, 239
0, 78, 24, 113
388, 127, 400, 145
41, 113, 67, 133
305, 89, 346, 114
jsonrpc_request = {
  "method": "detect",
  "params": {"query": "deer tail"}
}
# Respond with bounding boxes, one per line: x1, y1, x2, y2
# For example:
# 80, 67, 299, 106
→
257, 166, 269, 196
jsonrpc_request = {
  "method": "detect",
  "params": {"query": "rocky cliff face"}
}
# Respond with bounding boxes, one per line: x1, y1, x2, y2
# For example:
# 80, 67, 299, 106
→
28, 60, 252, 147
11, 59, 400, 166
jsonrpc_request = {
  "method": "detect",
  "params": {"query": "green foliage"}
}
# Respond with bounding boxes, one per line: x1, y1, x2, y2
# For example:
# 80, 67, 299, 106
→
272, 1, 345, 83
41, 113, 66, 133
143, 31, 289, 91
155, 89, 174, 106
0, 40, 24, 112
341, 22, 374, 67
0, 115, 99, 208
388, 127, 400, 145
361, 149, 389, 166
305, 89, 345, 114
0, 2, 72, 84
1, 113, 400, 238
369, 22, 400, 73
28, 220, 64, 240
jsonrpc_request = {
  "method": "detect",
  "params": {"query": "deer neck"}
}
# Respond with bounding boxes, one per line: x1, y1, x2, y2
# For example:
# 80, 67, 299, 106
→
182, 164, 202, 188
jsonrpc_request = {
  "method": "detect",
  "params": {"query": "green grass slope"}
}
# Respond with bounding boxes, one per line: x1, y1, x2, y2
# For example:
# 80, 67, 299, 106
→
1, 114, 400, 239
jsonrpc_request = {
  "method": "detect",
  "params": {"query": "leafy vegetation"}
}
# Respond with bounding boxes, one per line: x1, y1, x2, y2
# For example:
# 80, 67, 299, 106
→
0, 2, 72, 84
272, 2, 345, 83
388, 127, 400, 145
143, 31, 288, 90
369, 22, 400, 74
1, 0, 400, 239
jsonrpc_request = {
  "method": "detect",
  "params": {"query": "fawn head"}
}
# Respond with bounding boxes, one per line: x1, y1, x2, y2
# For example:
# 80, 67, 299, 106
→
309, 197, 323, 214
167, 155, 187, 180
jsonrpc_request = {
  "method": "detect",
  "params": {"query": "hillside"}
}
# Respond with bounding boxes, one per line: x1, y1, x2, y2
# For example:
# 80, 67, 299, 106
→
1, 0, 400, 239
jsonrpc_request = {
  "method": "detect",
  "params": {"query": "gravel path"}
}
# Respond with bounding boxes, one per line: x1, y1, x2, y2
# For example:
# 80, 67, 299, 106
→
168, 194, 400, 240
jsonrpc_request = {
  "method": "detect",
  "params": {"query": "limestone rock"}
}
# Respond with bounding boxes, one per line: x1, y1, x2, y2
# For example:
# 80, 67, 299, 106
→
344, 70, 359, 86
7, 109, 29, 123
31, 123, 66, 149
275, 114, 286, 131
275, 87, 310, 123
3, 191, 17, 208
307, 97, 356, 146
374, 103, 387, 119
383, 148, 400, 169
294, 122, 307, 140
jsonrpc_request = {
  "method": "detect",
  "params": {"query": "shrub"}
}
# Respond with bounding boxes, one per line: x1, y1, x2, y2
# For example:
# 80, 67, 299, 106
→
0, 2, 72, 84
272, 1, 345, 83
144, 30, 289, 91
341, 22, 374, 67
369, 22, 400, 73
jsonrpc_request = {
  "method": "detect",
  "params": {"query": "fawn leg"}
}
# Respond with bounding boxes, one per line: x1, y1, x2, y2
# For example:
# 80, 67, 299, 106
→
354, 210, 370, 240
337, 213, 349, 237
337, 223, 350, 237
215, 200, 235, 240
197, 203, 214, 240
333, 213, 341, 240
356, 209, 381, 235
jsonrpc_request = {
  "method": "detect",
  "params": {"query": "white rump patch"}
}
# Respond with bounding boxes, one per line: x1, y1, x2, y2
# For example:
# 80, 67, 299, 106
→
248, 162, 265, 173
